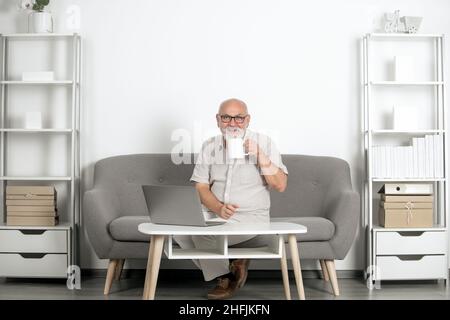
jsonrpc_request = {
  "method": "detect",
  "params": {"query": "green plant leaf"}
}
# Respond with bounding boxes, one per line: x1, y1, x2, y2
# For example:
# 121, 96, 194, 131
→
32, 4, 43, 11
36, 0, 50, 6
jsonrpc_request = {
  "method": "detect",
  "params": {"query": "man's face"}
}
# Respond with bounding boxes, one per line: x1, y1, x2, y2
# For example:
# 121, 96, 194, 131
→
216, 102, 250, 136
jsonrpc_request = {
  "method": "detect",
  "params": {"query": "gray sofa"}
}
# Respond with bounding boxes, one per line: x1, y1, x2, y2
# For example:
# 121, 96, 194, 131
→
83, 153, 359, 296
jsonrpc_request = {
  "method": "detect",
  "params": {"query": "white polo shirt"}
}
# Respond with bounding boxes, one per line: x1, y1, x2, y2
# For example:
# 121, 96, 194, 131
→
190, 130, 288, 222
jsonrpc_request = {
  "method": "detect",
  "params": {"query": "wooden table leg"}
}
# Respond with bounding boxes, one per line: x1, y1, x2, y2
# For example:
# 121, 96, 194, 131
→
143, 239, 155, 299
288, 234, 305, 300
280, 240, 291, 300
143, 235, 165, 300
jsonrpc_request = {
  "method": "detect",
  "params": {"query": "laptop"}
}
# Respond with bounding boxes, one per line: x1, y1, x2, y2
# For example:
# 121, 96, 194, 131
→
142, 185, 227, 227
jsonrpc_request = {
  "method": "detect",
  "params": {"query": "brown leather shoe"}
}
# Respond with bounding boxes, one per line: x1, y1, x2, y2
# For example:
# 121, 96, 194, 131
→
230, 259, 250, 288
207, 278, 237, 300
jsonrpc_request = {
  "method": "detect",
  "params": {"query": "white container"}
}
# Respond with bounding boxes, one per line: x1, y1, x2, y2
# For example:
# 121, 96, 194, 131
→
28, 11, 53, 33
402, 16, 423, 34
25, 111, 42, 129
394, 55, 413, 81
22, 71, 54, 82
393, 105, 419, 130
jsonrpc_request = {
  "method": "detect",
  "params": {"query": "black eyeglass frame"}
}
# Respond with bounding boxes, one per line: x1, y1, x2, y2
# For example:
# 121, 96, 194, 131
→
218, 114, 249, 123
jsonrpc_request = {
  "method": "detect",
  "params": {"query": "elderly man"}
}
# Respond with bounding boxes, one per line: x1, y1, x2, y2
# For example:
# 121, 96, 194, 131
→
174, 98, 288, 299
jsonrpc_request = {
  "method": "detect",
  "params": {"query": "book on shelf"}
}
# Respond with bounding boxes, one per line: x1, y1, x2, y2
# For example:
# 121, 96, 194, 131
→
371, 134, 444, 178
6, 215, 59, 227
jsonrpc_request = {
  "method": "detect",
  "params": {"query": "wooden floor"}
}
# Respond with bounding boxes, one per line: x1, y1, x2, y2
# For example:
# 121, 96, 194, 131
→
0, 271, 449, 300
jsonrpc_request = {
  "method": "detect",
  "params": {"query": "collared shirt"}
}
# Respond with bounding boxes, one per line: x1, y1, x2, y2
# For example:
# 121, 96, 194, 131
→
190, 130, 288, 220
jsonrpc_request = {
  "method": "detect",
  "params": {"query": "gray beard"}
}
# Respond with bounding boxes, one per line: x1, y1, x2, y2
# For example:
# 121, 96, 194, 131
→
222, 127, 246, 139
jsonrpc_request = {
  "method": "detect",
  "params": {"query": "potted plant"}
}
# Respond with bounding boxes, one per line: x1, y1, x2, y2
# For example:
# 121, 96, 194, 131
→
19, 0, 53, 33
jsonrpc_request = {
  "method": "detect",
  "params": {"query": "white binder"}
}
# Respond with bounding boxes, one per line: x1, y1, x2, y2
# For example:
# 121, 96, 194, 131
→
378, 183, 433, 195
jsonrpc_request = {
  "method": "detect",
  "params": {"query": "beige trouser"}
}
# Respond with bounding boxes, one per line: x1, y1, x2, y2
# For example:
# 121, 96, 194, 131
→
173, 211, 269, 281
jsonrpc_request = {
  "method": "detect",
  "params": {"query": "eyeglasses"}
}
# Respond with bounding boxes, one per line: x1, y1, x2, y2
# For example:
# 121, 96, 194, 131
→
219, 114, 248, 124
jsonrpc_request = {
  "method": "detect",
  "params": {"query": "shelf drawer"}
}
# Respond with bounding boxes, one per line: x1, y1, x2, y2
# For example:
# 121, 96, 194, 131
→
0, 253, 68, 278
0, 229, 68, 253
376, 231, 446, 255
376, 255, 447, 280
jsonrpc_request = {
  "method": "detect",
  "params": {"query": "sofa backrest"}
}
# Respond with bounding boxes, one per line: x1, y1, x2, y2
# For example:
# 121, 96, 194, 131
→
93, 153, 352, 218
271, 155, 352, 217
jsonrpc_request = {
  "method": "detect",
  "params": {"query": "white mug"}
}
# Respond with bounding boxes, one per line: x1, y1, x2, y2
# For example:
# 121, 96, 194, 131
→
227, 138, 248, 159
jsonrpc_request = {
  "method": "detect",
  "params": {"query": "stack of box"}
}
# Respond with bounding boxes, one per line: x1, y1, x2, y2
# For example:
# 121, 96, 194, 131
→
378, 183, 433, 228
6, 186, 58, 226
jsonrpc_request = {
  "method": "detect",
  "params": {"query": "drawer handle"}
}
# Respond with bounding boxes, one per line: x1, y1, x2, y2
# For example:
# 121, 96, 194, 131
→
19, 230, 46, 235
19, 253, 47, 259
398, 232, 425, 237
396, 255, 425, 261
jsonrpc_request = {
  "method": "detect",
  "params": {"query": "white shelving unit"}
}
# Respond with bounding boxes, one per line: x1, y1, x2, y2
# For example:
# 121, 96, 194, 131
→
363, 33, 449, 285
165, 234, 283, 259
0, 33, 81, 278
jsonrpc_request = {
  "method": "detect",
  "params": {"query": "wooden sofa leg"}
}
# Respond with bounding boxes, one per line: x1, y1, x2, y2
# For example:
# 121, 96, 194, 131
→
319, 259, 330, 282
325, 259, 340, 296
104, 259, 119, 295
115, 259, 125, 281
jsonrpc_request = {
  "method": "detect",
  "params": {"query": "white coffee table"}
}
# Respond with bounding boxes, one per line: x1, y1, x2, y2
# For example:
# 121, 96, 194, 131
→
138, 221, 307, 300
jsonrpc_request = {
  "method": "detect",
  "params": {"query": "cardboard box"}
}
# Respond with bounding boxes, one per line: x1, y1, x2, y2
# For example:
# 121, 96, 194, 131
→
6, 199, 56, 206
6, 186, 55, 195
6, 216, 59, 226
381, 194, 433, 202
5, 211, 57, 217
379, 208, 433, 228
7, 206, 55, 212
380, 201, 433, 209
6, 194, 55, 200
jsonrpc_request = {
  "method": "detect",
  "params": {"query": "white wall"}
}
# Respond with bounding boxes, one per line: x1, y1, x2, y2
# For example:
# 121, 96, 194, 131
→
1, 0, 449, 271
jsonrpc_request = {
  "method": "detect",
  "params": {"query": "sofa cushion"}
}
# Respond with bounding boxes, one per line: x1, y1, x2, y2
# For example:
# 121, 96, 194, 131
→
270, 217, 335, 242
109, 216, 151, 242
109, 215, 334, 243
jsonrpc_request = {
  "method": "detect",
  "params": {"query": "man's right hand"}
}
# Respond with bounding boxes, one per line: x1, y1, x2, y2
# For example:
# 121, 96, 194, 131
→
217, 203, 239, 220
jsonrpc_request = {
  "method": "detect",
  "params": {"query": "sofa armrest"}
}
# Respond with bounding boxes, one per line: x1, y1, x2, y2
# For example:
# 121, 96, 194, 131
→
83, 188, 121, 259
325, 190, 360, 259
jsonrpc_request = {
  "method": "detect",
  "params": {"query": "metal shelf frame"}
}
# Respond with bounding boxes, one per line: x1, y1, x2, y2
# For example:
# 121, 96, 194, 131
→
363, 33, 448, 285
0, 33, 81, 270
